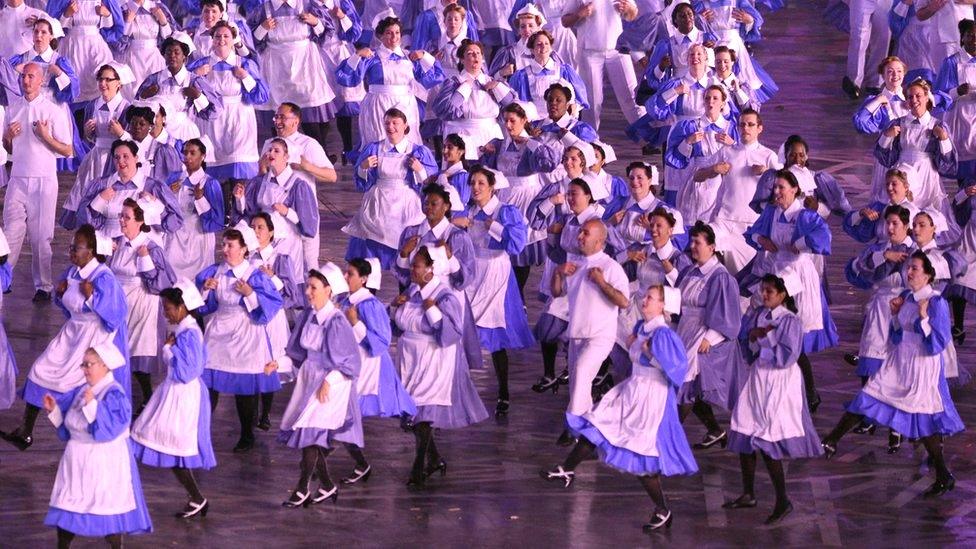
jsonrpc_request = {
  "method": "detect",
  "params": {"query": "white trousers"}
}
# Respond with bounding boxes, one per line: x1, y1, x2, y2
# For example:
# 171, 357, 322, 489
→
567, 336, 616, 416
847, 0, 893, 88
577, 48, 645, 131
3, 175, 57, 291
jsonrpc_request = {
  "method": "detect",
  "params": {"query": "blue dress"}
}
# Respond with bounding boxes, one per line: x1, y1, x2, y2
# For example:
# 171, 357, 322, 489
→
131, 317, 216, 469
568, 317, 698, 477
44, 375, 152, 537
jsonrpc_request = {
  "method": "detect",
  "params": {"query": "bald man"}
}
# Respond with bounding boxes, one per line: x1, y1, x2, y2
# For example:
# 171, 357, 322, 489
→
551, 219, 629, 443
3, 63, 73, 302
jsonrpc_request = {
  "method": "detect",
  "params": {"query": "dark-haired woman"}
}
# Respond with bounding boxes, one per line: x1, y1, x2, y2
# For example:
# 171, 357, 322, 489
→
936, 20, 976, 183
60, 63, 132, 231
822, 252, 964, 497
744, 170, 837, 412
117, 106, 184, 182
725, 274, 822, 525
393, 247, 488, 487
136, 35, 223, 142
455, 166, 534, 416
165, 139, 225, 281
430, 39, 516, 159
109, 198, 177, 412
196, 225, 283, 452
116, 0, 175, 102
337, 258, 416, 484
343, 108, 438, 269
336, 15, 445, 146
77, 139, 183, 243
875, 79, 957, 211
509, 29, 588, 117
131, 283, 215, 519
530, 83, 598, 186
674, 222, 740, 449
434, 134, 472, 208
10, 18, 80, 105
1, 225, 129, 450
279, 262, 361, 507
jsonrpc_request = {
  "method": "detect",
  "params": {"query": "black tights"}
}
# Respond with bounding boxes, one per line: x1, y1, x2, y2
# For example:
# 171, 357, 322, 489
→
826, 412, 951, 478
411, 422, 440, 478
563, 438, 668, 510
344, 443, 369, 469
173, 467, 204, 503
336, 116, 355, 154
15, 403, 40, 438
737, 452, 788, 508
950, 296, 966, 334
57, 528, 121, 549
492, 350, 510, 401
133, 372, 152, 407
797, 353, 818, 402
210, 391, 258, 442
678, 399, 722, 435
297, 445, 334, 491
260, 392, 274, 421
541, 341, 558, 379
513, 265, 532, 300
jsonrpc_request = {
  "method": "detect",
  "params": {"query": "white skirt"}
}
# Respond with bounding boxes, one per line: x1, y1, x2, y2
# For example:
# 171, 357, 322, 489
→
397, 332, 456, 407
197, 99, 260, 165
61, 32, 114, 102
29, 313, 114, 394
204, 307, 273, 374
263, 40, 335, 109
342, 180, 424, 249
730, 362, 807, 442
165, 216, 216, 282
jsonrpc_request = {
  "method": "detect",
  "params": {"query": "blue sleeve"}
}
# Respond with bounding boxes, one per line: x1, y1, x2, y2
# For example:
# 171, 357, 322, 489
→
199, 176, 226, 233
188, 75, 224, 120
53, 387, 83, 441
888, 2, 913, 39
194, 265, 220, 316
428, 293, 463, 347
508, 69, 531, 101
240, 58, 270, 105
852, 94, 889, 135
286, 309, 311, 363
743, 205, 775, 251
90, 271, 129, 333
749, 169, 776, 213
146, 178, 185, 234
50, 57, 80, 104
0, 262, 11, 293
814, 172, 852, 216
89, 387, 132, 442
101, 0, 126, 44
649, 327, 688, 389
764, 314, 803, 369
918, 295, 951, 355
704, 270, 743, 340
169, 329, 206, 383
244, 270, 284, 324
874, 120, 902, 167
491, 204, 528, 255
794, 209, 832, 255
411, 11, 438, 52
337, 0, 363, 43
446, 229, 478, 290
842, 202, 883, 243
324, 315, 361, 379
408, 144, 439, 190
139, 242, 178, 294
935, 56, 959, 96
560, 64, 589, 109
273, 254, 303, 309
665, 120, 697, 169
286, 178, 320, 238
335, 54, 371, 87
352, 142, 381, 192
356, 299, 392, 358
412, 56, 446, 89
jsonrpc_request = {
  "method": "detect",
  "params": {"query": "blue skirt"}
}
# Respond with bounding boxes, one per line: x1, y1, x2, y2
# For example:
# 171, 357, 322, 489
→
19, 378, 65, 409
413, 355, 488, 429
203, 369, 281, 395
854, 356, 884, 378
803, 288, 840, 354
945, 283, 976, 306
533, 312, 568, 344
360, 354, 417, 418
45, 445, 153, 537
846, 378, 965, 439
206, 162, 258, 181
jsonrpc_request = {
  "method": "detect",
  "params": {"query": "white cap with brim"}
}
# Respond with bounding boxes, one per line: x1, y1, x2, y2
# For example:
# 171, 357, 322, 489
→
91, 341, 126, 370
173, 278, 205, 311
315, 262, 349, 295
364, 258, 382, 290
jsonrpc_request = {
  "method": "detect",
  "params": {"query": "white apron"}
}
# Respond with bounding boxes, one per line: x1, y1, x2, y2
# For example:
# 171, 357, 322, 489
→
260, 0, 335, 109
280, 308, 353, 430
754, 211, 825, 334
319, 11, 366, 104
120, 13, 167, 102
944, 62, 976, 162
203, 264, 274, 374
341, 148, 424, 248
495, 143, 546, 244
60, 0, 115, 102
464, 213, 510, 329
113, 244, 163, 363
154, 71, 203, 142
50, 377, 136, 515
257, 174, 308, 272
131, 340, 202, 456
165, 180, 216, 281
66, 101, 129, 213
676, 272, 709, 383
29, 278, 116, 393
358, 54, 421, 145
394, 299, 456, 406
197, 62, 260, 166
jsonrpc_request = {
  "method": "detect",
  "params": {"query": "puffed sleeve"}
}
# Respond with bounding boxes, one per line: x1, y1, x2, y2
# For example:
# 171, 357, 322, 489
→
146, 178, 185, 234
756, 313, 803, 369
793, 209, 832, 255
352, 141, 381, 192
915, 295, 951, 355
49, 56, 80, 104
445, 229, 477, 290
238, 57, 270, 105
411, 53, 446, 89
137, 241, 178, 294
169, 328, 206, 383
88, 387, 132, 442
487, 203, 528, 255
323, 314, 361, 379
273, 253, 303, 309
286, 309, 312, 363
194, 264, 220, 316
335, 53, 372, 87
243, 270, 284, 324
874, 120, 902, 168
842, 202, 884, 243
49, 387, 82, 441
814, 172, 852, 216
703, 269, 742, 341
646, 326, 688, 388
354, 298, 392, 358
197, 175, 226, 233
744, 205, 775, 251
89, 270, 129, 334
407, 144, 439, 189
426, 292, 463, 347
285, 177, 320, 238
665, 119, 698, 170
187, 75, 224, 120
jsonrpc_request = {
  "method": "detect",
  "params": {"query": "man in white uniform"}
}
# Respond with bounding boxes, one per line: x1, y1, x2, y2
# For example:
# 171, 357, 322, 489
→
260, 102, 338, 275
552, 218, 630, 444
843, 0, 892, 99
562, 0, 646, 130
2, 63, 73, 302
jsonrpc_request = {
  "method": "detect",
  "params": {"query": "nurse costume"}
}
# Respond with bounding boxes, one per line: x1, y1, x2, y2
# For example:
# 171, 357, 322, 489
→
429, 71, 517, 160
875, 112, 958, 212
0, 231, 17, 411
164, 166, 225, 281
135, 62, 224, 143
78, 170, 183, 244
45, 0, 124, 104
249, 242, 301, 383
936, 50, 976, 181
116, 0, 175, 103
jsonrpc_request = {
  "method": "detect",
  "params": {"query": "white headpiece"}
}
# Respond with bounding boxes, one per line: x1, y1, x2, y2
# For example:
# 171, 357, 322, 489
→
173, 278, 205, 311
37, 16, 65, 39
515, 3, 547, 27
371, 7, 397, 30
91, 342, 126, 370
105, 61, 136, 86
232, 220, 260, 251
315, 262, 349, 295
169, 31, 197, 56
364, 258, 382, 290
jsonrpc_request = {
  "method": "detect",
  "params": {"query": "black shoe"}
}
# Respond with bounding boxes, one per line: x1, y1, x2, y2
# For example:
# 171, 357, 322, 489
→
642, 509, 673, 532
32, 290, 51, 303
693, 430, 727, 450
842, 76, 861, 100
424, 459, 447, 479
764, 502, 793, 525
843, 353, 859, 367
556, 430, 576, 447
341, 152, 350, 167
399, 412, 415, 432
923, 474, 956, 498
495, 399, 510, 417
531, 376, 559, 394
0, 430, 33, 451
557, 369, 570, 385
952, 327, 966, 346
257, 415, 271, 431
406, 470, 426, 489
722, 494, 758, 509
887, 431, 903, 454
341, 464, 372, 485
311, 485, 338, 504
540, 465, 575, 488
821, 440, 837, 460
176, 499, 209, 519
282, 485, 312, 508
808, 393, 822, 414
852, 421, 876, 435
233, 437, 255, 453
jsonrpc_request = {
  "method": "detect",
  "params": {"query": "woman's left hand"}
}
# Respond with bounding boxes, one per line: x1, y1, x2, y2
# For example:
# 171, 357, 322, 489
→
716, 133, 735, 145
264, 361, 279, 375
316, 380, 330, 403
234, 279, 254, 296
409, 157, 423, 173
918, 298, 929, 319
183, 86, 202, 100
732, 8, 754, 26
422, 298, 436, 310
299, 12, 319, 26
932, 125, 948, 141
698, 339, 711, 354
273, 203, 289, 215
80, 280, 94, 298
136, 245, 149, 257
82, 388, 95, 405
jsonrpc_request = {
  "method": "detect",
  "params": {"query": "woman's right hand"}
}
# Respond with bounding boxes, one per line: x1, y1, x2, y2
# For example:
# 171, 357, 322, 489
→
883, 124, 901, 139
83, 119, 96, 139
757, 235, 778, 253
400, 235, 420, 258
316, 380, 330, 403
261, 17, 277, 30
859, 207, 879, 221
890, 296, 905, 315
393, 294, 408, 307
56, 280, 68, 296
43, 394, 57, 412
451, 216, 471, 228
360, 155, 378, 170
884, 250, 909, 263
203, 277, 219, 291
233, 183, 245, 199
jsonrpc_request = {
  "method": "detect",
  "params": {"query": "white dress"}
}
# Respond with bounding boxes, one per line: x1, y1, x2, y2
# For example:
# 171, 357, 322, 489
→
195, 53, 261, 170
257, 0, 335, 110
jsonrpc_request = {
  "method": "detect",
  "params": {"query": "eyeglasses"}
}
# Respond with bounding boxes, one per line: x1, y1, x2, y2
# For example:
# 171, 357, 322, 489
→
272, 114, 297, 121
79, 361, 102, 370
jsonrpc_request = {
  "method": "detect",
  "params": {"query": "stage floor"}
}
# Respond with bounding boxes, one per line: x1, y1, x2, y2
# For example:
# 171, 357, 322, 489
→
3, 1, 976, 546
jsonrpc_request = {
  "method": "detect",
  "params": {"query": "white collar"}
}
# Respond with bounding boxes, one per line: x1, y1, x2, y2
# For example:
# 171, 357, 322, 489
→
268, 165, 294, 184
640, 314, 668, 334
255, 244, 276, 262
553, 112, 574, 129
911, 285, 936, 302
378, 45, 406, 59
224, 261, 249, 279
910, 111, 933, 126
883, 86, 905, 101
573, 204, 602, 225
99, 92, 124, 112
890, 235, 914, 248
696, 255, 720, 276
426, 217, 450, 240
739, 140, 760, 151
88, 371, 117, 393
655, 239, 675, 260
477, 195, 500, 217
443, 30, 465, 48
768, 305, 790, 321
960, 49, 975, 64
123, 231, 149, 249
347, 287, 372, 305
417, 275, 442, 300
174, 315, 199, 335
383, 138, 410, 154
78, 257, 100, 278
685, 72, 710, 89
30, 47, 55, 63
780, 198, 804, 222
216, 51, 239, 66
634, 192, 657, 211
442, 161, 464, 177
187, 167, 207, 186
529, 57, 556, 73
677, 27, 701, 44
271, 0, 294, 10
112, 169, 147, 190
917, 238, 937, 251
701, 113, 728, 130
169, 66, 191, 86
313, 299, 337, 324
